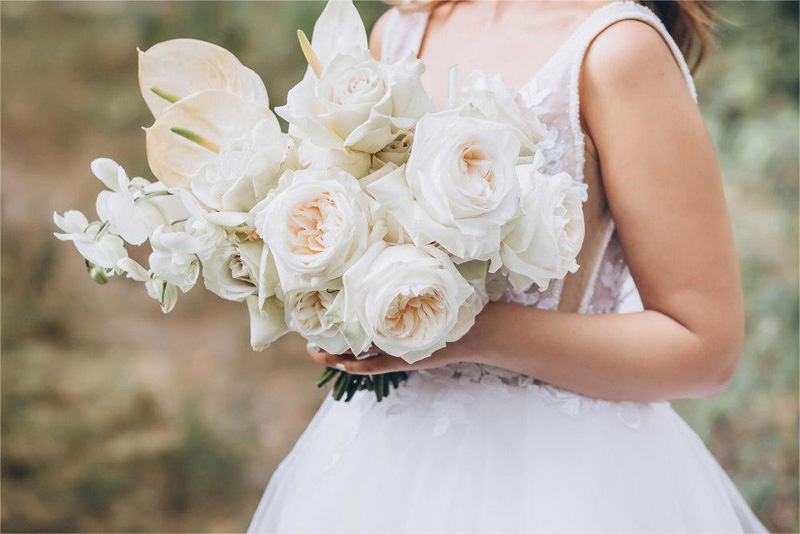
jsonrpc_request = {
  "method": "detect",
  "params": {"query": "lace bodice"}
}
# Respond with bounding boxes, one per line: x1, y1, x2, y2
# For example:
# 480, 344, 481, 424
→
382, 1, 697, 385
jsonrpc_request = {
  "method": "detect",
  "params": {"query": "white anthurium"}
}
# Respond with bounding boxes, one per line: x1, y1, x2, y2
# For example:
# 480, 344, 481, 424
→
500, 158, 585, 292
331, 241, 474, 362
367, 108, 520, 267
148, 225, 202, 293
296, 139, 371, 179
138, 38, 269, 118
246, 295, 289, 351
284, 281, 349, 355
202, 236, 266, 302
117, 258, 179, 313
92, 158, 188, 246
447, 67, 548, 160
53, 210, 128, 274
275, 0, 434, 153
145, 90, 287, 213
254, 167, 385, 293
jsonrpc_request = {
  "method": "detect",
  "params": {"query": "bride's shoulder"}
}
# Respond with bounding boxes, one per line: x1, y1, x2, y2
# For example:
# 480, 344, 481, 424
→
581, 19, 690, 98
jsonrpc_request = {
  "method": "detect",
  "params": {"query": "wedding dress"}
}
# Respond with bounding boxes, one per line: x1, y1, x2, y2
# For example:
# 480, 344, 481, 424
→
248, 2, 766, 532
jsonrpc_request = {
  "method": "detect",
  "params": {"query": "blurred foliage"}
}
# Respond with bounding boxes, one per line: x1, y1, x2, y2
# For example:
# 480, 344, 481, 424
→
1, 1, 797, 533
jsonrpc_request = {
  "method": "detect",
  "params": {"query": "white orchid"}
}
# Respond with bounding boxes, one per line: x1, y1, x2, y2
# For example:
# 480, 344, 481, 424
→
92, 158, 188, 246
117, 258, 179, 313
275, 0, 434, 154
146, 90, 290, 213
138, 38, 269, 118
148, 225, 202, 293
53, 210, 128, 280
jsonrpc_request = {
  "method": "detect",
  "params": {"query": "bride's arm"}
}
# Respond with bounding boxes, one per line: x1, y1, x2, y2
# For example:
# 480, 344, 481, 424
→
311, 21, 743, 403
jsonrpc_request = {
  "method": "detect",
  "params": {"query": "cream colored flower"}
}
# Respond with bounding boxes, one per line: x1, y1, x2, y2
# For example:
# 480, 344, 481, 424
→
284, 284, 349, 354
448, 68, 548, 159
254, 167, 383, 292
332, 241, 474, 363
145, 90, 289, 212
138, 38, 269, 118
500, 160, 585, 291
276, 0, 434, 154
367, 108, 520, 266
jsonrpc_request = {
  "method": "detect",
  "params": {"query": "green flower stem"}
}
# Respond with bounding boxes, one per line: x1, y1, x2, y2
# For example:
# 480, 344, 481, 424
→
315, 368, 409, 403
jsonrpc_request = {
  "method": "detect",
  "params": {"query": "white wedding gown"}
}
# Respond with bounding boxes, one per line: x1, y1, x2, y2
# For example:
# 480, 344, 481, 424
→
248, 2, 766, 532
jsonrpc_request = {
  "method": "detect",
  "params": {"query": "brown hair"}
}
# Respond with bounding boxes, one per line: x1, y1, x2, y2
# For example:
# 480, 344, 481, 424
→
393, 1, 716, 73
640, 1, 715, 72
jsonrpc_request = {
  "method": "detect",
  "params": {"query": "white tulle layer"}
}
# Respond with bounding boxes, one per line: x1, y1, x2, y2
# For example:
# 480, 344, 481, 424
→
248, 370, 765, 533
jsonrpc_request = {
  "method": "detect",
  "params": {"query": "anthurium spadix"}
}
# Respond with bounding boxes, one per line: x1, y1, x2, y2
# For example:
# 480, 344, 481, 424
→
138, 39, 269, 118
145, 90, 289, 213
276, 0, 435, 154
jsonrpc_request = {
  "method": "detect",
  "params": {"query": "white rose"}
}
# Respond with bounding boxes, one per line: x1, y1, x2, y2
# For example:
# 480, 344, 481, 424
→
448, 68, 548, 159
146, 90, 289, 212
500, 163, 585, 292
278, 52, 433, 154
284, 284, 349, 355
53, 210, 128, 271
371, 132, 413, 171
255, 167, 383, 292
202, 238, 265, 302
275, 0, 434, 153
332, 241, 473, 363
296, 139, 371, 179
367, 108, 520, 265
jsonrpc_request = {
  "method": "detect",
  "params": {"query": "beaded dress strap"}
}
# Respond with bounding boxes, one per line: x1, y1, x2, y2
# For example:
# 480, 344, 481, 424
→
566, 1, 699, 313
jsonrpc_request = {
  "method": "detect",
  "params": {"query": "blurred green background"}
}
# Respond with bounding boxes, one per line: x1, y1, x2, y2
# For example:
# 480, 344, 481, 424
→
1, 1, 797, 532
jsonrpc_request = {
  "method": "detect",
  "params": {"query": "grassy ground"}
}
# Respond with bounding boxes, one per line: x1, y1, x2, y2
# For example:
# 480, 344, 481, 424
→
2, 2, 797, 532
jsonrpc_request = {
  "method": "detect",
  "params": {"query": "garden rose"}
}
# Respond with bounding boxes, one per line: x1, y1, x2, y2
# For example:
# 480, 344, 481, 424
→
448, 68, 548, 159
254, 167, 383, 292
333, 241, 474, 363
500, 161, 585, 291
367, 108, 520, 265
275, 0, 434, 153
284, 284, 349, 354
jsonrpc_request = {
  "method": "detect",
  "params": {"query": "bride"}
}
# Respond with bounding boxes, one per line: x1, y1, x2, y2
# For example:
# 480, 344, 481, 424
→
249, 1, 766, 531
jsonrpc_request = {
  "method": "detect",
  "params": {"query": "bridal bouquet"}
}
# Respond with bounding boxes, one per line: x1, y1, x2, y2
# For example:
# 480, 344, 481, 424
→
54, 0, 585, 402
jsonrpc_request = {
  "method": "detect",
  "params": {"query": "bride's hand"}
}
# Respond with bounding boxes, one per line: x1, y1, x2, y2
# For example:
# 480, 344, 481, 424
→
306, 342, 470, 375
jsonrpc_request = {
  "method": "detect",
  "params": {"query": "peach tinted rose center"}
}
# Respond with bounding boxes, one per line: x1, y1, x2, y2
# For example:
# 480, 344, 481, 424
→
384, 288, 446, 340
287, 194, 342, 257
459, 144, 495, 197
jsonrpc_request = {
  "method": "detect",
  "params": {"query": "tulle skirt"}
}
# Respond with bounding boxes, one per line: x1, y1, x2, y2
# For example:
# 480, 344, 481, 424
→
248, 366, 766, 533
